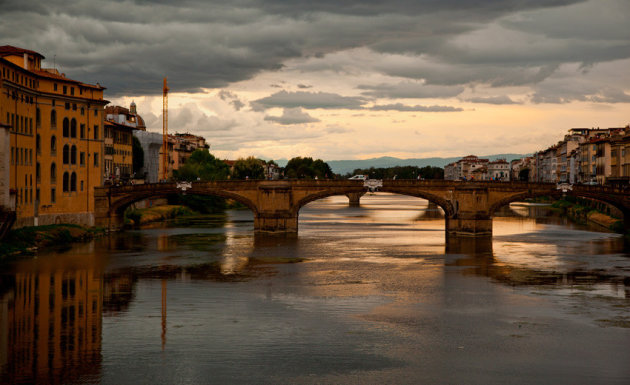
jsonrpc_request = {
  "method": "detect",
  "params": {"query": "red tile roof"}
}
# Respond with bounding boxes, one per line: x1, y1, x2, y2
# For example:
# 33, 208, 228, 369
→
0, 45, 44, 59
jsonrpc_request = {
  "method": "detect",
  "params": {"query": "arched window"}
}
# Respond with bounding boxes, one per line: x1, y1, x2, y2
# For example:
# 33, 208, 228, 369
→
50, 109, 56, 128
50, 135, 56, 155
70, 118, 77, 138
70, 172, 77, 192
63, 117, 69, 137
62, 172, 69, 192
50, 163, 56, 183
63, 144, 69, 164
70, 145, 77, 164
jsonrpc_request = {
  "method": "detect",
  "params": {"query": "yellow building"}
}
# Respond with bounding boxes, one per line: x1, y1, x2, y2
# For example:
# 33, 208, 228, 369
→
104, 104, 146, 183
0, 45, 108, 227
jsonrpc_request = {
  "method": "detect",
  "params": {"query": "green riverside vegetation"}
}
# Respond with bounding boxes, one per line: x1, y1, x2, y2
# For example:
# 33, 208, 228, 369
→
0, 224, 106, 259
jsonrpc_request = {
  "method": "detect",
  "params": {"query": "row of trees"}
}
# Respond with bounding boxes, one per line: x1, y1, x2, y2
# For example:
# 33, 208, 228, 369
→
348, 165, 444, 180
173, 150, 336, 181
173, 149, 445, 182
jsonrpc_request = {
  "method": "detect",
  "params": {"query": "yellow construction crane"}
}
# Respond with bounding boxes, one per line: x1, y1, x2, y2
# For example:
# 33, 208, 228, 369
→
162, 77, 169, 181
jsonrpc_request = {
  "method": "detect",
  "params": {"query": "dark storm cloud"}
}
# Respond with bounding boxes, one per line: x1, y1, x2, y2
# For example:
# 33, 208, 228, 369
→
2, 0, 626, 101
264, 108, 320, 125
358, 82, 464, 99
252, 91, 367, 110
466, 96, 519, 105
369, 103, 463, 112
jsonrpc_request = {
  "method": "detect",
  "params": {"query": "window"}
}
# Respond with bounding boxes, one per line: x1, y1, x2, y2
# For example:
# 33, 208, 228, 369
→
70, 118, 77, 138
93, 152, 99, 167
70, 145, 77, 164
65, 102, 70, 110
72, 104, 77, 111
36, 134, 41, 154
93, 125, 99, 140
63, 172, 69, 192
94, 109, 98, 117
50, 136, 57, 155
36, 108, 41, 128
63, 145, 69, 164
50, 163, 56, 183
63, 85, 67, 94
70, 172, 77, 192
80, 107, 84, 116
80, 180, 84, 191
80, 152, 85, 166
51, 110, 57, 128
63, 118, 69, 137
80, 124, 85, 138
36, 163, 40, 183
54, 83, 58, 91
70, 87, 74, 96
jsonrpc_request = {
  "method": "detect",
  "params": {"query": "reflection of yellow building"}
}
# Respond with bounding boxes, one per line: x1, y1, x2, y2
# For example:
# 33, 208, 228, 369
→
0, 269, 103, 383
0, 45, 108, 227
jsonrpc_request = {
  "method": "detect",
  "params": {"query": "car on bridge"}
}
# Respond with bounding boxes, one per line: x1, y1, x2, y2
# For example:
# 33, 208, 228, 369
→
348, 175, 367, 180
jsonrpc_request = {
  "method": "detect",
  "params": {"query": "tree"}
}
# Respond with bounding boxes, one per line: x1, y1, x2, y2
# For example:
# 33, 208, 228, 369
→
132, 136, 144, 176
232, 157, 265, 180
285, 157, 333, 179
174, 149, 230, 181
348, 165, 443, 179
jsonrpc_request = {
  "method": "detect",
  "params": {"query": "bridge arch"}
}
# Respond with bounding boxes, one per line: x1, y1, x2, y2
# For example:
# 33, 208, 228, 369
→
294, 187, 369, 214
488, 189, 627, 221
488, 190, 562, 216
107, 185, 259, 219
379, 187, 456, 217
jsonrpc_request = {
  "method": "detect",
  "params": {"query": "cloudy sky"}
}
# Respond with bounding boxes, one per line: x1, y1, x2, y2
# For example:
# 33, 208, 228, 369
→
3, 0, 629, 160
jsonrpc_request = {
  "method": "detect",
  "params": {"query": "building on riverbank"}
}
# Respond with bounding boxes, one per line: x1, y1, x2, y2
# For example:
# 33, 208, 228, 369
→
0, 45, 108, 227
104, 103, 146, 183
444, 155, 509, 181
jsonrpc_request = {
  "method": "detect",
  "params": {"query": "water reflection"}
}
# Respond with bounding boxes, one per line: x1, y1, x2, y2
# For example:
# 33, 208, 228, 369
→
0, 257, 103, 384
0, 194, 629, 384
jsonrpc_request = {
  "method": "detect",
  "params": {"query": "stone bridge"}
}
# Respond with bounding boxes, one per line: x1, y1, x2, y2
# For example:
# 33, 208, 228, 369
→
94, 180, 630, 236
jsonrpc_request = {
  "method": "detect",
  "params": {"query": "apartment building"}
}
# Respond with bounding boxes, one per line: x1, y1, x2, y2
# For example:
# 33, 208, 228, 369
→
104, 104, 146, 183
0, 46, 107, 227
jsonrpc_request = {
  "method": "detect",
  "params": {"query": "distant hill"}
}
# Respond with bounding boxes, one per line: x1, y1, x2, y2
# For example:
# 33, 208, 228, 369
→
275, 154, 529, 175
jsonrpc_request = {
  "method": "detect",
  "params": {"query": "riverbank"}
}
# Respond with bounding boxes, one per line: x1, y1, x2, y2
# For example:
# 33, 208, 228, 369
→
0, 224, 106, 259
551, 197, 625, 233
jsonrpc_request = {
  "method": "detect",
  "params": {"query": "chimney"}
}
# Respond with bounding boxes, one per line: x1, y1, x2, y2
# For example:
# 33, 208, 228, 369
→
23, 53, 28, 70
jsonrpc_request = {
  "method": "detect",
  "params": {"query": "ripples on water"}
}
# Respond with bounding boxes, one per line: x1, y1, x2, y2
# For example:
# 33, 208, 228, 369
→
1, 193, 629, 384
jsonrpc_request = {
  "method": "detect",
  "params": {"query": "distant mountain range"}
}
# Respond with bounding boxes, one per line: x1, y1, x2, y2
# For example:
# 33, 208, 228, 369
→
275, 154, 529, 175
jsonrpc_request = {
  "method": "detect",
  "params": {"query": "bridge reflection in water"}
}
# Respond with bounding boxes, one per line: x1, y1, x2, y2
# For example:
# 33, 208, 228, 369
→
95, 180, 630, 236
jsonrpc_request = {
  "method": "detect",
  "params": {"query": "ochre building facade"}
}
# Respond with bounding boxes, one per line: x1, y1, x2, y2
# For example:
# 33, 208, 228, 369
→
0, 45, 108, 227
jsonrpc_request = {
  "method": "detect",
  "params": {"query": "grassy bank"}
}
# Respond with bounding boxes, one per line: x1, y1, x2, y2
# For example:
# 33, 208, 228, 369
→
551, 197, 624, 233
0, 224, 105, 259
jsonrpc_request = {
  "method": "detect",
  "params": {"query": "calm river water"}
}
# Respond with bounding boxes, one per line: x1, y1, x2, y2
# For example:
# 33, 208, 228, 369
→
1, 193, 629, 384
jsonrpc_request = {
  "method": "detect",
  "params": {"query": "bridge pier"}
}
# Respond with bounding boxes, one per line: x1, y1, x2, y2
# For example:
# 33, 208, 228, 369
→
446, 214, 492, 236
346, 192, 365, 207
254, 212, 298, 233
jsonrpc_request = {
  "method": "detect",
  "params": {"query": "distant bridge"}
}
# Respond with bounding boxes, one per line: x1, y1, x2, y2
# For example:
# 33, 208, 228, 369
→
94, 180, 630, 236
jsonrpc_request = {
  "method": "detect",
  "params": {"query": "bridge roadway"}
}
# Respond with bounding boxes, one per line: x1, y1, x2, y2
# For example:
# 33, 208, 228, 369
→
94, 180, 630, 236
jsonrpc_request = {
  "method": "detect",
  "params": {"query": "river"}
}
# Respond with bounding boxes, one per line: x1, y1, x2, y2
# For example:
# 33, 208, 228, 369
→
1, 193, 629, 384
